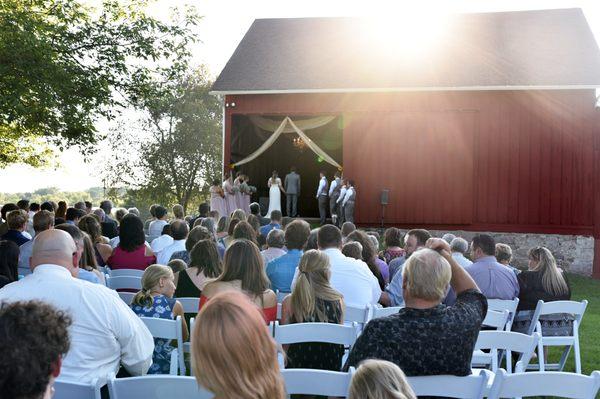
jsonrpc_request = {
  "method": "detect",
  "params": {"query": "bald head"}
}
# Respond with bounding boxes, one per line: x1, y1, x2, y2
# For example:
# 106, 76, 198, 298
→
30, 230, 79, 276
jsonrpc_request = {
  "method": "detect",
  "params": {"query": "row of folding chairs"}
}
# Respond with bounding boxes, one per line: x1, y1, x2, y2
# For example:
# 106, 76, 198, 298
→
55, 368, 600, 399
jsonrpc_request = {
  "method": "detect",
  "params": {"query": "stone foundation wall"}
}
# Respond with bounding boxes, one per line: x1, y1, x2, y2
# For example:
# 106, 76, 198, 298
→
367, 228, 594, 276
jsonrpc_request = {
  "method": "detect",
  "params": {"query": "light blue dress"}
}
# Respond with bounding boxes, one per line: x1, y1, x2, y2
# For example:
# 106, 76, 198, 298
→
131, 295, 176, 374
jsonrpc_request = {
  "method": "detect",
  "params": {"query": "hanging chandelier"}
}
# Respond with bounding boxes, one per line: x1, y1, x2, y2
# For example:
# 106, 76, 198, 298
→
293, 136, 306, 151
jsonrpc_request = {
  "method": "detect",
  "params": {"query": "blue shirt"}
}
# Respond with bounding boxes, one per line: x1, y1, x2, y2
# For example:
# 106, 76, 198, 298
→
266, 249, 303, 293
385, 263, 406, 307
1, 230, 30, 247
260, 223, 281, 239
78, 269, 100, 284
388, 255, 406, 281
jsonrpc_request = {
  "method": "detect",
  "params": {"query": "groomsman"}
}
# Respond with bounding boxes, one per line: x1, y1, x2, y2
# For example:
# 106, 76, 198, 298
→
284, 166, 301, 217
337, 179, 348, 225
342, 179, 356, 223
316, 171, 329, 225
329, 171, 342, 226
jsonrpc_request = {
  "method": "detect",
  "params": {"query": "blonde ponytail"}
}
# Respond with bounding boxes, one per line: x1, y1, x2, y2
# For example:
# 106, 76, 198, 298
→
132, 264, 173, 307
349, 359, 416, 399
528, 247, 569, 296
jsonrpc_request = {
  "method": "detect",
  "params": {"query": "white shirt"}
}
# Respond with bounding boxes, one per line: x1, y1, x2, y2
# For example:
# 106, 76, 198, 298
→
292, 248, 381, 307
151, 234, 174, 254
328, 178, 339, 197
342, 187, 355, 206
316, 177, 327, 197
261, 247, 287, 265
337, 186, 348, 204
148, 219, 168, 242
109, 236, 120, 249
452, 252, 474, 268
0, 264, 153, 383
17, 240, 34, 276
157, 239, 186, 265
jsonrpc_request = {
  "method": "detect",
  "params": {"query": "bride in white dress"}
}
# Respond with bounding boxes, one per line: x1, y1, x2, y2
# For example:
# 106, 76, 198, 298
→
266, 170, 285, 218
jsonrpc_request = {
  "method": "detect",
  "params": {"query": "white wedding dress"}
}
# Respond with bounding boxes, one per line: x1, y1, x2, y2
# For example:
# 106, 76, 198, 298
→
266, 177, 282, 217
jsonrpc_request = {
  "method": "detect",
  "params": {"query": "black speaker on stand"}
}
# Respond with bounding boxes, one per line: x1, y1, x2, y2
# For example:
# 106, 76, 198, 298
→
380, 189, 389, 227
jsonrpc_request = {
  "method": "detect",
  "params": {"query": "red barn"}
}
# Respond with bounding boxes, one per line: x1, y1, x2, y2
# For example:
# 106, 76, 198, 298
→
212, 8, 600, 276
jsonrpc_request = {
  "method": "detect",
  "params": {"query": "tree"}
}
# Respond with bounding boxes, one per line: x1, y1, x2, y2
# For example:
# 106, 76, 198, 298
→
0, 0, 200, 166
105, 66, 222, 213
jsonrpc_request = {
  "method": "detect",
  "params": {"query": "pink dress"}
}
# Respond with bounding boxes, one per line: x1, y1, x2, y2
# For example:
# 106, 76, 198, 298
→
107, 245, 156, 271
240, 182, 252, 213
210, 186, 227, 219
223, 179, 237, 217
233, 178, 244, 211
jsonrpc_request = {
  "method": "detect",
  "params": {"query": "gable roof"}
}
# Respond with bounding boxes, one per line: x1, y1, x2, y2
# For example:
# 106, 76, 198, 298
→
212, 8, 600, 94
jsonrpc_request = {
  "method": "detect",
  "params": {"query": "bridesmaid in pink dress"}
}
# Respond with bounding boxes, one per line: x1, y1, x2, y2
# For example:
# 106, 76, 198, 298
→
209, 179, 227, 219
239, 175, 252, 213
223, 172, 237, 217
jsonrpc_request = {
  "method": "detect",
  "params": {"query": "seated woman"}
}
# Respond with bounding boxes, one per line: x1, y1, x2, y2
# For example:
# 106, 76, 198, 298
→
78, 215, 112, 267
349, 359, 416, 399
221, 218, 240, 248
80, 233, 106, 284
131, 264, 189, 374
233, 220, 259, 246
380, 227, 406, 265
342, 241, 363, 260
281, 249, 345, 370
200, 239, 277, 323
107, 214, 156, 270
513, 246, 571, 335
0, 240, 18, 288
193, 291, 285, 398
346, 230, 387, 288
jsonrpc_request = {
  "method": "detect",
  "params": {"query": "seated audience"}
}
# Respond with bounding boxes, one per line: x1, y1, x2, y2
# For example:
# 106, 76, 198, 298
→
127, 207, 140, 217
216, 216, 230, 239
450, 237, 473, 268
247, 214, 266, 248
1, 209, 30, 246
40, 201, 54, 213
200, 239, 277, 322
442, 233, 456, 244
55, 201, 67, 221
380, 227, 405, 264
79, 233, 106, 284
151, 224, 173, 254
281, 216, 293, 229
232, 220, 259, 245
346, 230, 387, 288
0, 240, 18, 288
382, 229, 432, 307
266, 219, 310, 293
85, 201, 93, 214
170, 226, 213, 264
513, 246, 571, 335
260, 209, 282, 239
344, 238, 487, 376
0, 229, 154, 382
65, 207, 85, 225
55, 224, 101, 284
148, 205, 169, 242
167, 259, 187, 274
306, 228, 319, 250
73, 201, 86, 211
341, 221, 356, 240
131, 265, 189, 374
261, 229, 286, 264
208, 210, 220, 223
99, 200, 118, 239
189, 202, 210, 229
250, 202, 270, 226
172, 204, 185, 220
495, 243, 520, 275
342, 241, 363, 260
446, 234, 519, 304
174, 239, 222, 298
108, 214, 156, 271
0, 203, 19, 236
18, 210, 54, 276
157, 220, 189, 265
349, 359, 416, 399
193, 291, 285, 398
292, 225, 381, 308
281, 250, 345, 370
78, 214, 112, 267
222, 218, 240, 248
144, 204, 158, 235
231, 208, 247, 222
0, 301, 72, 399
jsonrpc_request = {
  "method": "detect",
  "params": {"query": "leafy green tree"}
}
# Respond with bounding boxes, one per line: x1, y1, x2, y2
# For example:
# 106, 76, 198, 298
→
0, 0, 199, 166
106, 67, 222, 213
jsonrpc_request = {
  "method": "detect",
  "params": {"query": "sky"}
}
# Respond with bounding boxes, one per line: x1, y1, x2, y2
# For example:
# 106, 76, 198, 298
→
1, 0, 599, 193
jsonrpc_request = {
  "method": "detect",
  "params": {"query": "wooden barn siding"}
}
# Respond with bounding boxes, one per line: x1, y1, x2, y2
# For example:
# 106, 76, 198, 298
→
224, 90, 598, 236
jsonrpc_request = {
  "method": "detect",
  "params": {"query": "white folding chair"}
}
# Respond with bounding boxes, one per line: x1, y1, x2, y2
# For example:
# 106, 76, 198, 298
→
344, 305, 370, 330
54, 378, 102, 399
407, 370, 489, 399
109, 269, 145, 278
488, 369, 600, 399
527, 300, 588, 373
140, 315, 186, 375
272, 321, 358, 368
107, 373, 213, 399
118, 292, 135, 306
177, 297, 200, 314
184, 317, 195, 356
106, 275, 142, 291
487, 298, 519, 330
482, 309, 510, 331
281, 368, 355, 397
98, 266, 111, 276
471, 331, 540, 373
367, 304, 403, 320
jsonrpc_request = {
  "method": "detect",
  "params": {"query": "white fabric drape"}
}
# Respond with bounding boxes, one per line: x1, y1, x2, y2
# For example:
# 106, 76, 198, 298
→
231, 116, 342, 169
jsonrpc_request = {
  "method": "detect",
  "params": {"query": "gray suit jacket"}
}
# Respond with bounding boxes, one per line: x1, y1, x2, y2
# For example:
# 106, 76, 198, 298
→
284, 172, 301, 195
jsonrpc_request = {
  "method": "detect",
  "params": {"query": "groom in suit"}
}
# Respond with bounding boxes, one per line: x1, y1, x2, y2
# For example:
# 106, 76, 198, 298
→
284, 166, 301, 217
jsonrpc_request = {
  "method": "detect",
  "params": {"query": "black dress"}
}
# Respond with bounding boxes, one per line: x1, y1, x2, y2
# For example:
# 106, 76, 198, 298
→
286, 298, 344, 371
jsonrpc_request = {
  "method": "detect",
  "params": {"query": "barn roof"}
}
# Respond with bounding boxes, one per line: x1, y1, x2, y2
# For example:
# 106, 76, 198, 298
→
212, 8, 600, 94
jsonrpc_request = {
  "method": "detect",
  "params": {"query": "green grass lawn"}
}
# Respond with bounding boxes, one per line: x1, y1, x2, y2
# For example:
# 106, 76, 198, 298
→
548, 274, 600, 374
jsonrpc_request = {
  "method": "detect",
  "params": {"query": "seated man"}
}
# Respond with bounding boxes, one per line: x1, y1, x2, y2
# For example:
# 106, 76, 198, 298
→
156, 220, 188, 265
1, 209, 30, 246
250, 202, 270, 226
0, 229, 154, 383
450, 237, 473, 268
0, 300, 71, 399
260, 209, 282, 239
344, 238, 487, 376
261, 229, 286, 264
266, 220, 310, 293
